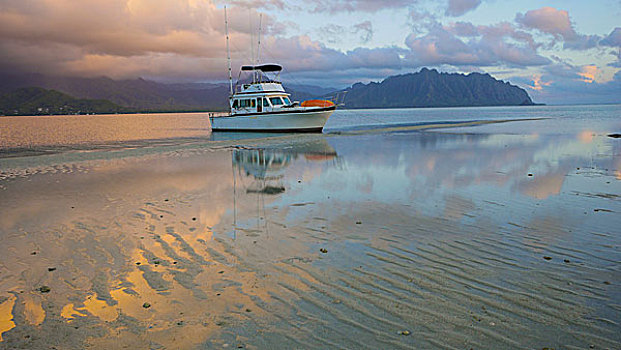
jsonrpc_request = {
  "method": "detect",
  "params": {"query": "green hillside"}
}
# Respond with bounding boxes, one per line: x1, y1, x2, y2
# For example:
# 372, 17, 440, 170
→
0, 87, 131, 116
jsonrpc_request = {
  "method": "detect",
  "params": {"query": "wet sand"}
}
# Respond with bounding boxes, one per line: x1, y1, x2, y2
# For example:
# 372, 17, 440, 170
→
0, 117, 620, 349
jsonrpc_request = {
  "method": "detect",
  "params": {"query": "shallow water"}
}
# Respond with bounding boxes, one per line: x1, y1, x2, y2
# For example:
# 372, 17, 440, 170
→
0, 106, 620, 349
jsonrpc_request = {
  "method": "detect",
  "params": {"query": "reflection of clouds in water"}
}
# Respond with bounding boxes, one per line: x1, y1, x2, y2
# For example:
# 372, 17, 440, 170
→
0, 139, 346, 348
578, 130, 595, 144
0, 296, 16, 341
0, 151, 248, 347
1, 122, 620, 348
532, 134, 609, 166
516, 172, 566, 199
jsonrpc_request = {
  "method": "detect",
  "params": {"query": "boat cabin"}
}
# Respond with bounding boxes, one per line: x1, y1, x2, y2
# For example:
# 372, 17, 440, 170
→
230, 63, 297, 115
230, 93, 293, 115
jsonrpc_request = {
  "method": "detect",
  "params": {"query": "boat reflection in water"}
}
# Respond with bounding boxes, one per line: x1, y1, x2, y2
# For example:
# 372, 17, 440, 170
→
234, 149, 290, 195
232, 138, 337, 195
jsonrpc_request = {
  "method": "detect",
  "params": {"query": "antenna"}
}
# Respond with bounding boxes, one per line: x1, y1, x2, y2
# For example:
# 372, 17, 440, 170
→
224, 6, 233, 96
257, 14, 262, 66
249, 11, 255, 83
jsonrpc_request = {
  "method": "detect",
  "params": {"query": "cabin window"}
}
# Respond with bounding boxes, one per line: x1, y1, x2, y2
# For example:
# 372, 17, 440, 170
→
257, 98, 263, 107
238, 99, 253, 108
270, 97, 284, 106
232, 100, 239, 109
251, 99, 256, 108
282, 97, 291, 105
263, 98, 270, 106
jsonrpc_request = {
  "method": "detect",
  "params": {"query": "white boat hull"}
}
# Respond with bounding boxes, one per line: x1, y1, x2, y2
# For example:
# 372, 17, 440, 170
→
210, 107, 335, 132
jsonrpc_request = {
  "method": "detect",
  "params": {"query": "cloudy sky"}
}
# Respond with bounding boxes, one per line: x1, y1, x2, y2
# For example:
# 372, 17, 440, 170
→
1, 0, 619, 104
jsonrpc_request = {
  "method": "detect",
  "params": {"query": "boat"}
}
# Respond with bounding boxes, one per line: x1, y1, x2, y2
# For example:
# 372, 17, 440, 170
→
210, 64, 336, 132
210, 8, 336, 132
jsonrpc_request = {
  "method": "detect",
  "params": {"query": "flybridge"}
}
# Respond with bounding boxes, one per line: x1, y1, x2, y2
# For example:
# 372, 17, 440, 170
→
237, 63, 282, 86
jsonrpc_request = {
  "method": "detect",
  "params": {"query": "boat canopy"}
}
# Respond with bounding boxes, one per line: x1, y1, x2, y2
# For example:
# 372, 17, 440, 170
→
241, 64, 282, 72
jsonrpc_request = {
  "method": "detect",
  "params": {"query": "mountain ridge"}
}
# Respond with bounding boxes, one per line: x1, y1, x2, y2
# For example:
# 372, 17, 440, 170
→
340, 68, 535, 108
0, 69, 537, 115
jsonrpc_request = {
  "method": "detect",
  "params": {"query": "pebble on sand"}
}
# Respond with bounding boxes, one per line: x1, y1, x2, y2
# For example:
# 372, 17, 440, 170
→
38, 286, 51, 293
320, 248, 328, 254
543, 256, 552, 260
143, 302, 151, 308
48, 267, 56, 272
400, 330, 411, 336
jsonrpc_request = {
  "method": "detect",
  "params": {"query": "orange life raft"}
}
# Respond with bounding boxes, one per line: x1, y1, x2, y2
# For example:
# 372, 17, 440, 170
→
300, 99, 335, 108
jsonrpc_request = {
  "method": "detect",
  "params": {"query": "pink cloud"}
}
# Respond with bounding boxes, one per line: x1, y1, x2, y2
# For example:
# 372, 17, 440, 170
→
515, 7, 603, 50
406, 22, 549, 67
515, 7, 575, 40
0, 0, 290, 79
305, 0, 413, 13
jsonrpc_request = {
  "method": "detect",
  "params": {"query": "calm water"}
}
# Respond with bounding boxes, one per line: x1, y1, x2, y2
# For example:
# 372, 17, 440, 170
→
1, 105, 619, 152
0, 105, 620, 349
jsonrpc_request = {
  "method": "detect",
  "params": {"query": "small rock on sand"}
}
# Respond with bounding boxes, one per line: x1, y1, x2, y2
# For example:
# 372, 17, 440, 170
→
38, 286, 51, 293
143, 302, 151, 308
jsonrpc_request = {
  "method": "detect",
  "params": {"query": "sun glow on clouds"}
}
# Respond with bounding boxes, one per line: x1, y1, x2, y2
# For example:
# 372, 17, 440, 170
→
577, 64, 597, 83
0, 0, 619, 102
527, 74, 551, 91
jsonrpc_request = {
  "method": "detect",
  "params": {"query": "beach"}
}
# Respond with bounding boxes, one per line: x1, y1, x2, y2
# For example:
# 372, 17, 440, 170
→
0, 106, 620, 349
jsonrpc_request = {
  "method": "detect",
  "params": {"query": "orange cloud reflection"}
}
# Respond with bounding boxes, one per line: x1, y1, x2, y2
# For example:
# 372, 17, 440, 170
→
0, 296, 16, 342
578, 130, 595, 143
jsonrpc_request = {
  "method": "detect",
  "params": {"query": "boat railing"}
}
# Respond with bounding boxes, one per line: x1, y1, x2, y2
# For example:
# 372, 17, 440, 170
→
326, 90, 348, 107
234, 80, 282, 93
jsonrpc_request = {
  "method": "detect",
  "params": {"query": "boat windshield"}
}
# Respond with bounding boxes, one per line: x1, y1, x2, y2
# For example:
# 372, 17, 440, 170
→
283, 97, 291, 105
269, 97, 284, 106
